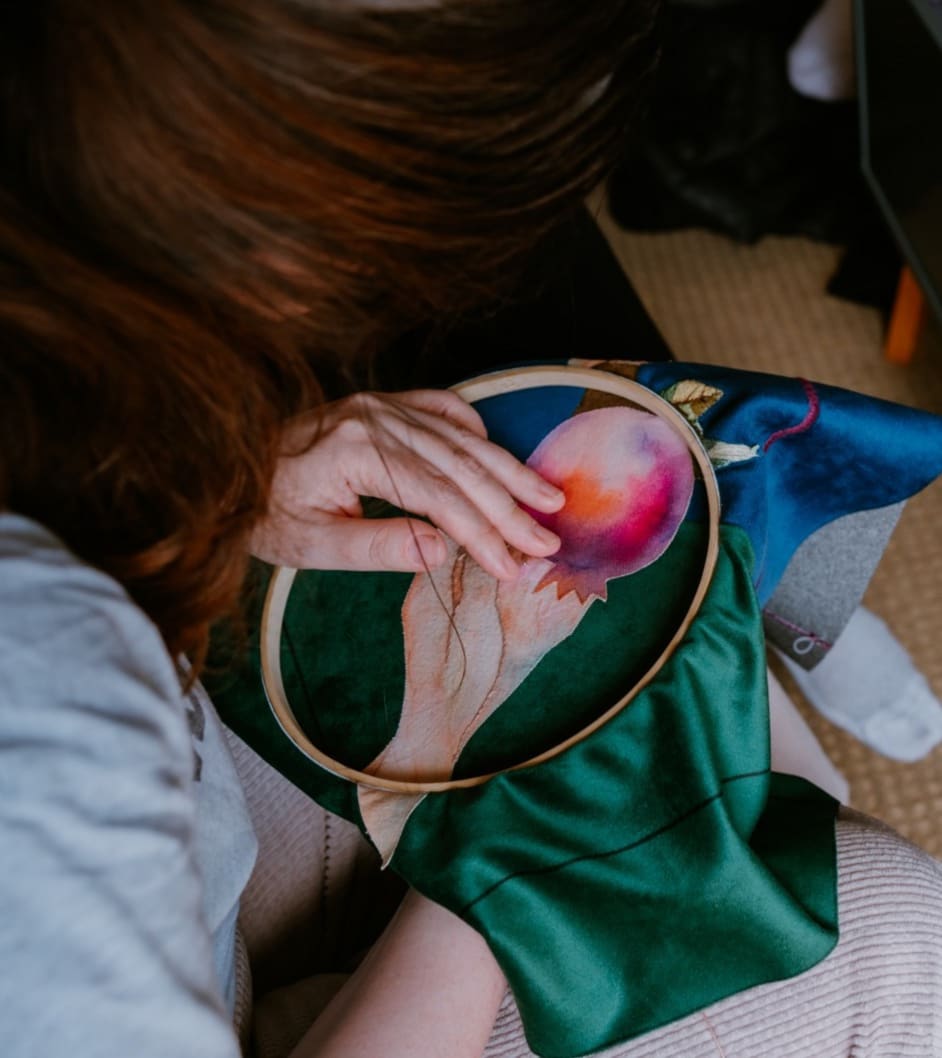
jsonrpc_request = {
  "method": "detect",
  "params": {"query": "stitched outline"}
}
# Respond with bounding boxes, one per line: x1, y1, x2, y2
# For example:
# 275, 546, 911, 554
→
762, 378, 820, 452
459, 768, 771, 915
764, 609, 833, 650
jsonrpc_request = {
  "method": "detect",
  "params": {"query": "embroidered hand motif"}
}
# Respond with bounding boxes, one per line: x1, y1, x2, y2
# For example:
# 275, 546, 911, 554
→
358, 406, 695, 863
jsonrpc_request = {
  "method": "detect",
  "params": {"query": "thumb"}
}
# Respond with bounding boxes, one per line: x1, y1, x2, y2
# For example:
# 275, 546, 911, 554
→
299, 516, 449, 573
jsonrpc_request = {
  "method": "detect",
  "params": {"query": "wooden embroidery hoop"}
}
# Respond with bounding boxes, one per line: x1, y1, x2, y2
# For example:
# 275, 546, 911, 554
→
261, 365, 721, 794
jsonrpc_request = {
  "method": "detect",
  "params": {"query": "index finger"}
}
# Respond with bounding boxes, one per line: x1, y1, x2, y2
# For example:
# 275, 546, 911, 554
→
396, 389, 488, 439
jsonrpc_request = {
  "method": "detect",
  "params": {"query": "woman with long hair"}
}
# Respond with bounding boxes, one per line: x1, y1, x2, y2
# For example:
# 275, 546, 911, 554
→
0, 3, 659, 1054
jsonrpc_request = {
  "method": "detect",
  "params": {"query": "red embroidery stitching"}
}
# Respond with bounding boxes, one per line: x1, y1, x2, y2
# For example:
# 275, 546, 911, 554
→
764, 609, 833, 650
762, 378, 820, 452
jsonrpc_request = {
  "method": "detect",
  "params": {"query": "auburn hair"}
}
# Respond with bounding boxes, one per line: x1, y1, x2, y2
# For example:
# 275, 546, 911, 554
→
0, 1, 660, 669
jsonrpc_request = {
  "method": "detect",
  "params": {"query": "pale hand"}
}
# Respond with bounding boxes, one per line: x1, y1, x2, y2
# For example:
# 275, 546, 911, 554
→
249, 389, 564, 578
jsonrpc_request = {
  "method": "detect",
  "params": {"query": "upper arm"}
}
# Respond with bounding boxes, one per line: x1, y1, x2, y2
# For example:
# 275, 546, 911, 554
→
0, 515, 240, 1058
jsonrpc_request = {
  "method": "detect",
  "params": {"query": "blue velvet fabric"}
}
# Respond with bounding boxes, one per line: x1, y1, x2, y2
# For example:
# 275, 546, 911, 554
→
635, 362, 942, 603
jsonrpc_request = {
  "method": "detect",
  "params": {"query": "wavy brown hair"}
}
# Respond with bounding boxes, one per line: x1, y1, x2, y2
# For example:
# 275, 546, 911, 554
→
0, 1, 660, 668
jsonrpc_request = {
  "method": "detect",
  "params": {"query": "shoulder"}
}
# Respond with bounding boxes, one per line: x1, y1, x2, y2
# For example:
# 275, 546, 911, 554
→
0, 511, 179, 693
0, 509, 193, 805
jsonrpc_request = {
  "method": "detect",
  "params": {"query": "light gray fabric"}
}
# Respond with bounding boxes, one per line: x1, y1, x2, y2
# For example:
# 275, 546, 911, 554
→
187, 680, 259, 1013
0, 513, 251, 1058
763, 503, 904, 669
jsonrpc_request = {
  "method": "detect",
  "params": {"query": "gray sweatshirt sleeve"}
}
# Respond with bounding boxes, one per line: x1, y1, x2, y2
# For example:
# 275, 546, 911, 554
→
0, 514, 240, 1058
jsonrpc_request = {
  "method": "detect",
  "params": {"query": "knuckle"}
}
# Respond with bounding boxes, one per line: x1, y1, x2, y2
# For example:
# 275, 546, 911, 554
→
332, 411, 367, 446
352, 390, 382, 411
448, 397, 485, 432
453, 446, 488, 482
461, 403, 486, 434
427, 470, 460, 498
481, 522, 505, 547
474, 526, 508, 564
352, 390, 386, 417
366, 526, 396, 568
508, 503, 537, 530
451, 420, 485, 448
413, 387, 444, 402
428, 388, 462, 411
489, 479, 521, 518
425, 389, 482, 426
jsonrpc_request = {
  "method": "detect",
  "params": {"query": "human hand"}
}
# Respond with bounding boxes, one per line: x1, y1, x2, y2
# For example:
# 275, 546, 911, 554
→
249, 389, 564, 578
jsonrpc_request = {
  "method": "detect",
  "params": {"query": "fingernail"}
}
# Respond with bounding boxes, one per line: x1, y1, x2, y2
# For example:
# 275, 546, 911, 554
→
533, 524, 561, 551
537, 480, 566, 509
498, 551, 520, 579
410, 534, 445, 568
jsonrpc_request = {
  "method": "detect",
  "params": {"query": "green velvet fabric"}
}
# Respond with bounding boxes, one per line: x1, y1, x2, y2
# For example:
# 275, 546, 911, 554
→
209, 524, 837, 1057
390, 527, 836, 1056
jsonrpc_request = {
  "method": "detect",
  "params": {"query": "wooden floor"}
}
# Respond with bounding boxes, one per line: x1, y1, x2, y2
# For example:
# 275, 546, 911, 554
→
593, 196, 942, 857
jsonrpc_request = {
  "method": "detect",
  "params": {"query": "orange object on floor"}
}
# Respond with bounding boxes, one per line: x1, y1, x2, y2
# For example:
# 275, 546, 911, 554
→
884, 265, 927, 365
